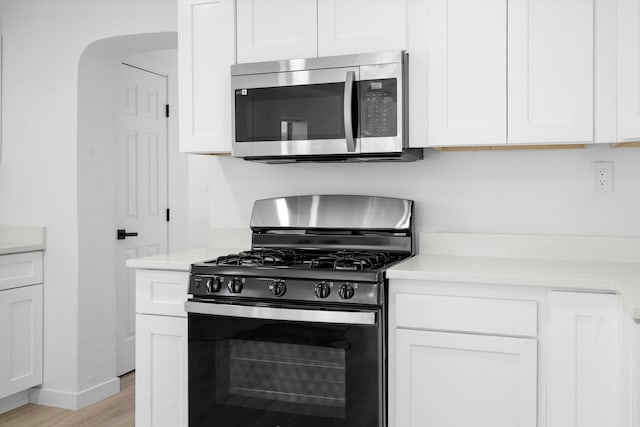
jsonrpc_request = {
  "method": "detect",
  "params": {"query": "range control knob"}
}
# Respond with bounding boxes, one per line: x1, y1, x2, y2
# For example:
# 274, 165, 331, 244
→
269, 280, 286, 297
314, 282, 331, 299
227, 278, 243, 294
338, 283, 355, 300
210, 276, 223, 292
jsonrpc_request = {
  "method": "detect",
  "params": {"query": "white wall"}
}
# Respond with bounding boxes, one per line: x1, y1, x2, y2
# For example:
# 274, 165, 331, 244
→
205, 144, 640, 238
77, 42, 120, 396
78, 37, 179, 399
0, 0, 176, 409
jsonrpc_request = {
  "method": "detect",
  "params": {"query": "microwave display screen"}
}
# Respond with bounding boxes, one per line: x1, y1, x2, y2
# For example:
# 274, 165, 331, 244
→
359, 79, 397, 138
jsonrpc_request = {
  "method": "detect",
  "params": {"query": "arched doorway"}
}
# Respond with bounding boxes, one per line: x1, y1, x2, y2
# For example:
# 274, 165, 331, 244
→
77, 31, 184, 379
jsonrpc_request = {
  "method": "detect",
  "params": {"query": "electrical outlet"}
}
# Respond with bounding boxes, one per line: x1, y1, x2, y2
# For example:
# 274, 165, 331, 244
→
592, 161, 613, 192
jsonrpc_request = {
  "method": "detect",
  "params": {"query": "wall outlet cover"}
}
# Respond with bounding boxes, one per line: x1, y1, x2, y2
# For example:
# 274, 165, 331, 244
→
592, 161, 613, 192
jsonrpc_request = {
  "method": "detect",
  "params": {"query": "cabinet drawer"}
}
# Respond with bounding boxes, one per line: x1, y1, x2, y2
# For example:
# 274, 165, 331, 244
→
0, 252, 43, 291
136, 270, 190, 317
396, 293, 537, 337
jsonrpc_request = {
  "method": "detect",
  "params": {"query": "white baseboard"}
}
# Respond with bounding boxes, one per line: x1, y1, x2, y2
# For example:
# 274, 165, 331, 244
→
29, 377, 120, 410
0, 390, 29, 414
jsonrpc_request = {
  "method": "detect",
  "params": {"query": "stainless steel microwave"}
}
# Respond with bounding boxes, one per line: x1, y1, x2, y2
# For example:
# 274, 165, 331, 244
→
230, 51, 422, 163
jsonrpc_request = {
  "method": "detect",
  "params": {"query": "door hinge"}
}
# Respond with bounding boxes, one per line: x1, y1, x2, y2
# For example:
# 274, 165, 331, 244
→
165, 104, 170, 118
166, 208, 171, 222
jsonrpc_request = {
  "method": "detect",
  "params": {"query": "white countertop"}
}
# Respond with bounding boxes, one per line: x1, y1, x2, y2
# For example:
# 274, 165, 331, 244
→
125, 231, 640, 319
389, 234, 640, 319
126, 228, 252, 270
125, 247, 245, 271
0, 225, 47, 255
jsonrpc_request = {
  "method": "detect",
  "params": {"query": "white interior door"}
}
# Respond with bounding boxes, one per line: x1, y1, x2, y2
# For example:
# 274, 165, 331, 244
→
116, 64, 169, 375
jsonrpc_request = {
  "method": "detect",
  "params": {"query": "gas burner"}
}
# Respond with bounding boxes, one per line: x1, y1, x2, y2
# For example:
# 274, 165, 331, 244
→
214, 249, 297, 267
334, 257, 370, 270
308, 250, 393, 271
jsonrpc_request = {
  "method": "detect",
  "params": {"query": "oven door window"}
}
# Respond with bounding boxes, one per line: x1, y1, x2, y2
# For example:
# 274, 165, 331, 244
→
188, 311, 382, 427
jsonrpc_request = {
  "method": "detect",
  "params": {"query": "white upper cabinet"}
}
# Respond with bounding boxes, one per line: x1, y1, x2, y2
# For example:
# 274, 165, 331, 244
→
317, 0, 406, 56
183, 0, 624, 151
508, 0, 594, 144
408, 0, 507, 147
594, 0, 617, 143
409, 0, 608, 148
178, 0, 235, 153
618, 0, 640, 141
236, 0, 317, 63
236, 0, 406, 63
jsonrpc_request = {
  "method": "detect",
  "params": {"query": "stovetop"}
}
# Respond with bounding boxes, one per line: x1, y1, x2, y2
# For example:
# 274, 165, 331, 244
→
191, 247, 408, 281
188, 248, 410, 306
206, 248, 403, 270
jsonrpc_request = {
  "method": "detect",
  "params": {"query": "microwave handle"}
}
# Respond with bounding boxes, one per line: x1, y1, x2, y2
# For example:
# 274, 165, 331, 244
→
344, 71, 356, 152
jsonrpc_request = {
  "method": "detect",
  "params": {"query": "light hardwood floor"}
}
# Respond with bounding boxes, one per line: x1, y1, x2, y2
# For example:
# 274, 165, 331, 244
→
0, 372, 134, 427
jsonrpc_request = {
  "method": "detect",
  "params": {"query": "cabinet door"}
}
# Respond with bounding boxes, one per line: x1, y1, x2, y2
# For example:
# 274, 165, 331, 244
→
0, 284, 43, 399
236, 0, 317, 63
618, 0, 640, 141
508, 0, 593, 144
408, 0, 506, 147
547, 291, 620, 427
135, 314, 188, 427
317, 0, 406, 56
178, 0, 235, 153
395, 329, 537, 427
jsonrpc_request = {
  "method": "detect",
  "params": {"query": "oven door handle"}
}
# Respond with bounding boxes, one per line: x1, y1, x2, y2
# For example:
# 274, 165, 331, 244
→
185, 301, 377, 326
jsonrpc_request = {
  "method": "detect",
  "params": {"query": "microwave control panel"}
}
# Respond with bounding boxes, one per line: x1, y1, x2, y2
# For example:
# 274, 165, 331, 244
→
359, 78, 397, 138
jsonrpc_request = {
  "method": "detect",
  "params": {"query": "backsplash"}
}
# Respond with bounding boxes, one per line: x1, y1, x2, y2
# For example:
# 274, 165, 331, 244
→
200, 144, 640, 237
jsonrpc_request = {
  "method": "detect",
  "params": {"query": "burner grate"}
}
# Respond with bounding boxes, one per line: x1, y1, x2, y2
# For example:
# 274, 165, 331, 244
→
210, 248, 400, 271
308, 251, 392, 271
215, 249, 298, 267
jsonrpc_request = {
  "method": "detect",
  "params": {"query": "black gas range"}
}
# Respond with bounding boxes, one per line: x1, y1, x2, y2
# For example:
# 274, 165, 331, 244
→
186, 195, 414, 427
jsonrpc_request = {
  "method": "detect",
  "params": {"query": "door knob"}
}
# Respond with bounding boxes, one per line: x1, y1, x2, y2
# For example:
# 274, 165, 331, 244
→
117, 229, 139, 240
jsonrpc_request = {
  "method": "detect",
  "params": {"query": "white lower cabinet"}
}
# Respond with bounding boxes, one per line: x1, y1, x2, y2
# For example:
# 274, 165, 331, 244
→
135, 270, 189, 427
391, 286, 538, 427
395, 329, 537, 427
390, 281, 625, 427
547, 291, 620, 427
0, 283, 43, 400
136, 314, 188, 427
0, 251, 43, 404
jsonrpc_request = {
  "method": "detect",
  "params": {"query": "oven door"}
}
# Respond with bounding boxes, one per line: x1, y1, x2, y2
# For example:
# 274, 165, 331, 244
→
186, 300, 385, 427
